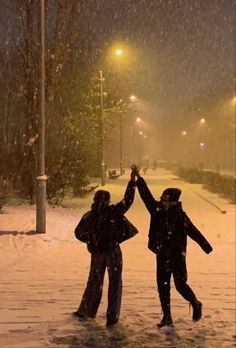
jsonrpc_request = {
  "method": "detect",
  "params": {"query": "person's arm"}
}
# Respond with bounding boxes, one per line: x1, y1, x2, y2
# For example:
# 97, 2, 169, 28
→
184, 213, 213, 254
74, 212, 90, 243
113, 172, 136, 215
132, 165, 157, 214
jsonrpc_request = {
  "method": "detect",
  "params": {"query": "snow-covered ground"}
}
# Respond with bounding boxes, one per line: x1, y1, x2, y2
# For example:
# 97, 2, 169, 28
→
0, 169, 235, 348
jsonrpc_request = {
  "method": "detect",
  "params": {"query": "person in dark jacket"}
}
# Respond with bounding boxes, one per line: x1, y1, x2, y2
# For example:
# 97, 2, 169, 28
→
131, 165, 213, 328
74, 171, 138, 327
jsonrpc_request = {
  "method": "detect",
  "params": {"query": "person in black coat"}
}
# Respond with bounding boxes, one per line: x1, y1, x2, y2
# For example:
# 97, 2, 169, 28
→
74, 171, 138, 326
131, 165, 213, 328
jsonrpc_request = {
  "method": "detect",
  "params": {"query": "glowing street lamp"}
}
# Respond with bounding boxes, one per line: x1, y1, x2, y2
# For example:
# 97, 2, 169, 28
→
130, 94, 137, 102
99, 46, 126, 182
182, 130, 187, 136
200, 142, 205, 150
200, 118, 206, 124
99, 70, 106, 186
115, 48, 124, 56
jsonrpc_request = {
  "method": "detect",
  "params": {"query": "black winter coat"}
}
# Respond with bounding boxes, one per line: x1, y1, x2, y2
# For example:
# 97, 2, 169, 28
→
74, 180, 138, 253
136, 177, 212, 257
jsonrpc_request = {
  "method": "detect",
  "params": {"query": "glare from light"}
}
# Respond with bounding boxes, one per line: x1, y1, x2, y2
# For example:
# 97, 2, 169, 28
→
200, 142, 205, 149
130, 94, 137, 102
200, 118, 206, 124
136, 117, 141, 123
115, 48, 123, 56
182, 130, 187, 136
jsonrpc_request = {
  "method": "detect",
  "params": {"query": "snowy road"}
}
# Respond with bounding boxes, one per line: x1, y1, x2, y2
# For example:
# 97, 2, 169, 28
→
0, 169, 235, 348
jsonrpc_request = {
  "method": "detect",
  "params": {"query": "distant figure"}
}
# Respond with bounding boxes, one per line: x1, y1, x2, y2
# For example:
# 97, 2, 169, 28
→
131, 165, 213, 328
143, 167, 148, 175
152, 160, 158, 171
74, 171, 138, 326
143, 158, 150, 175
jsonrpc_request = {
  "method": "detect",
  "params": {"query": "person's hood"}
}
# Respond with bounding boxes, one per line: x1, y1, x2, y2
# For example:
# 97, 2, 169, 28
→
160, 188, 182, 202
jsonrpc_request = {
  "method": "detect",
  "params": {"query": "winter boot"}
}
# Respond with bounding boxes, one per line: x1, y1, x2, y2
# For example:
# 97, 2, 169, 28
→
106, 318, 118, 327
73, 310, 86, 319
157, 315, 173, 328
73, 310, 96, 319
192, 300, 202, 321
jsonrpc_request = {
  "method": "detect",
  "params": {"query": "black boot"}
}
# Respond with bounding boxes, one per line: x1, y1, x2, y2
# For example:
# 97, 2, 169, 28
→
73, 310, 87, 319
157, 315, 173, 328
73, 310, 95, 319
106, 318, 118, 327
192, 300, 202, 321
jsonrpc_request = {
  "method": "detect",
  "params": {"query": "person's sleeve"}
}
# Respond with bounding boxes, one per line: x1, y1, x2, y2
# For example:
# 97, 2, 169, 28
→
117, 216, 139, 243
136, 177, 157, 214
74, 214, 89, 243
114, 180, 136, 215
184, 214, 213, 254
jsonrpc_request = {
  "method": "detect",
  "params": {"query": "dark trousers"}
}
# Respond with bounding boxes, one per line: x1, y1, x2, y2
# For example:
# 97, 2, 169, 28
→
78, 247, 123, 322
156, 254, 197, 317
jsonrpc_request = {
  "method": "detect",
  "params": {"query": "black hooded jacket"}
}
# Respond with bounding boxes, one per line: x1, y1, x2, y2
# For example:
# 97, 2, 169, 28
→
136, 177, 212, 257
74, 180, 138, 254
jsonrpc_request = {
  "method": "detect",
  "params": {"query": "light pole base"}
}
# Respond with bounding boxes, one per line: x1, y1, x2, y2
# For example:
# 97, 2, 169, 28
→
120, 161, 123, 176
36, 175, 47, 233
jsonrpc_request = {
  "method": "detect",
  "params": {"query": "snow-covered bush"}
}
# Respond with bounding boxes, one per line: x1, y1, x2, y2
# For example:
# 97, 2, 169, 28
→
176, 167, 235, 203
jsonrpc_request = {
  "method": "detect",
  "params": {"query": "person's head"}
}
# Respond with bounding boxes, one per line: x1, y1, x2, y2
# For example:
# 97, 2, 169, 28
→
92, 190, 110, 209
160, 188, 182, 210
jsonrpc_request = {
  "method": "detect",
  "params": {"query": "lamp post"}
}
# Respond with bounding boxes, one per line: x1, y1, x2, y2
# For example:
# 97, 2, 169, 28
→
36, 0, 46, 233
119, 95, 137, 176
98, 46, 127, 180
99, 70, 106, 186
119, 110, 123, 175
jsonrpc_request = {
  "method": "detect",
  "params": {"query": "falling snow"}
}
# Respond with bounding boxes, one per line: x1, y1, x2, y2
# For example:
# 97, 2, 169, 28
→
0, 0, 235, 346
0, 170, 235, 347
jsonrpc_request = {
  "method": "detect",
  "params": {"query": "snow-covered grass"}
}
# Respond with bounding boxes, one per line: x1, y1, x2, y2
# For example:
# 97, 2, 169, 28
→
0, 169, 235, 347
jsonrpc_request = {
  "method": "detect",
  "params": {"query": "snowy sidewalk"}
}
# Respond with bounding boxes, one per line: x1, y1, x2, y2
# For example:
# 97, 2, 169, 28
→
0, 169, 235, 348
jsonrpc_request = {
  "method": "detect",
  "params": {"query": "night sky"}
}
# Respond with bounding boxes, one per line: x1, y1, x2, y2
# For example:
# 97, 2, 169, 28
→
0, 0, 234, 119
80, 0, 235, 118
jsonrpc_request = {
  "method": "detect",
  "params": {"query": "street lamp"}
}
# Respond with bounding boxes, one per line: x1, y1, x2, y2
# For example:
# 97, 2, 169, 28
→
200, 142, 205, 149
101, 46, 135, 177
119, 94, 138, 175
115, 48, 124, 56
130, 94, 137, 102
99, 70, 106, 186
36, 0, 46, 233
112, 48, 125, 176
98, 47, 126, 181
119, 106, 124, 176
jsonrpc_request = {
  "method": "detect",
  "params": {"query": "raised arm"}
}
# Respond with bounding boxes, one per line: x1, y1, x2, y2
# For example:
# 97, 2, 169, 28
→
132, 165, 158, 214
113, 172, 136, 215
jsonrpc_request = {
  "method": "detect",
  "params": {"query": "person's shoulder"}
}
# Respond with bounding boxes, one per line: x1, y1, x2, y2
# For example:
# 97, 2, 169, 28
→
82, 210, 92, 219
180, 209, 190, 222
109, 203, 117, 212
155, 201, 162, 210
